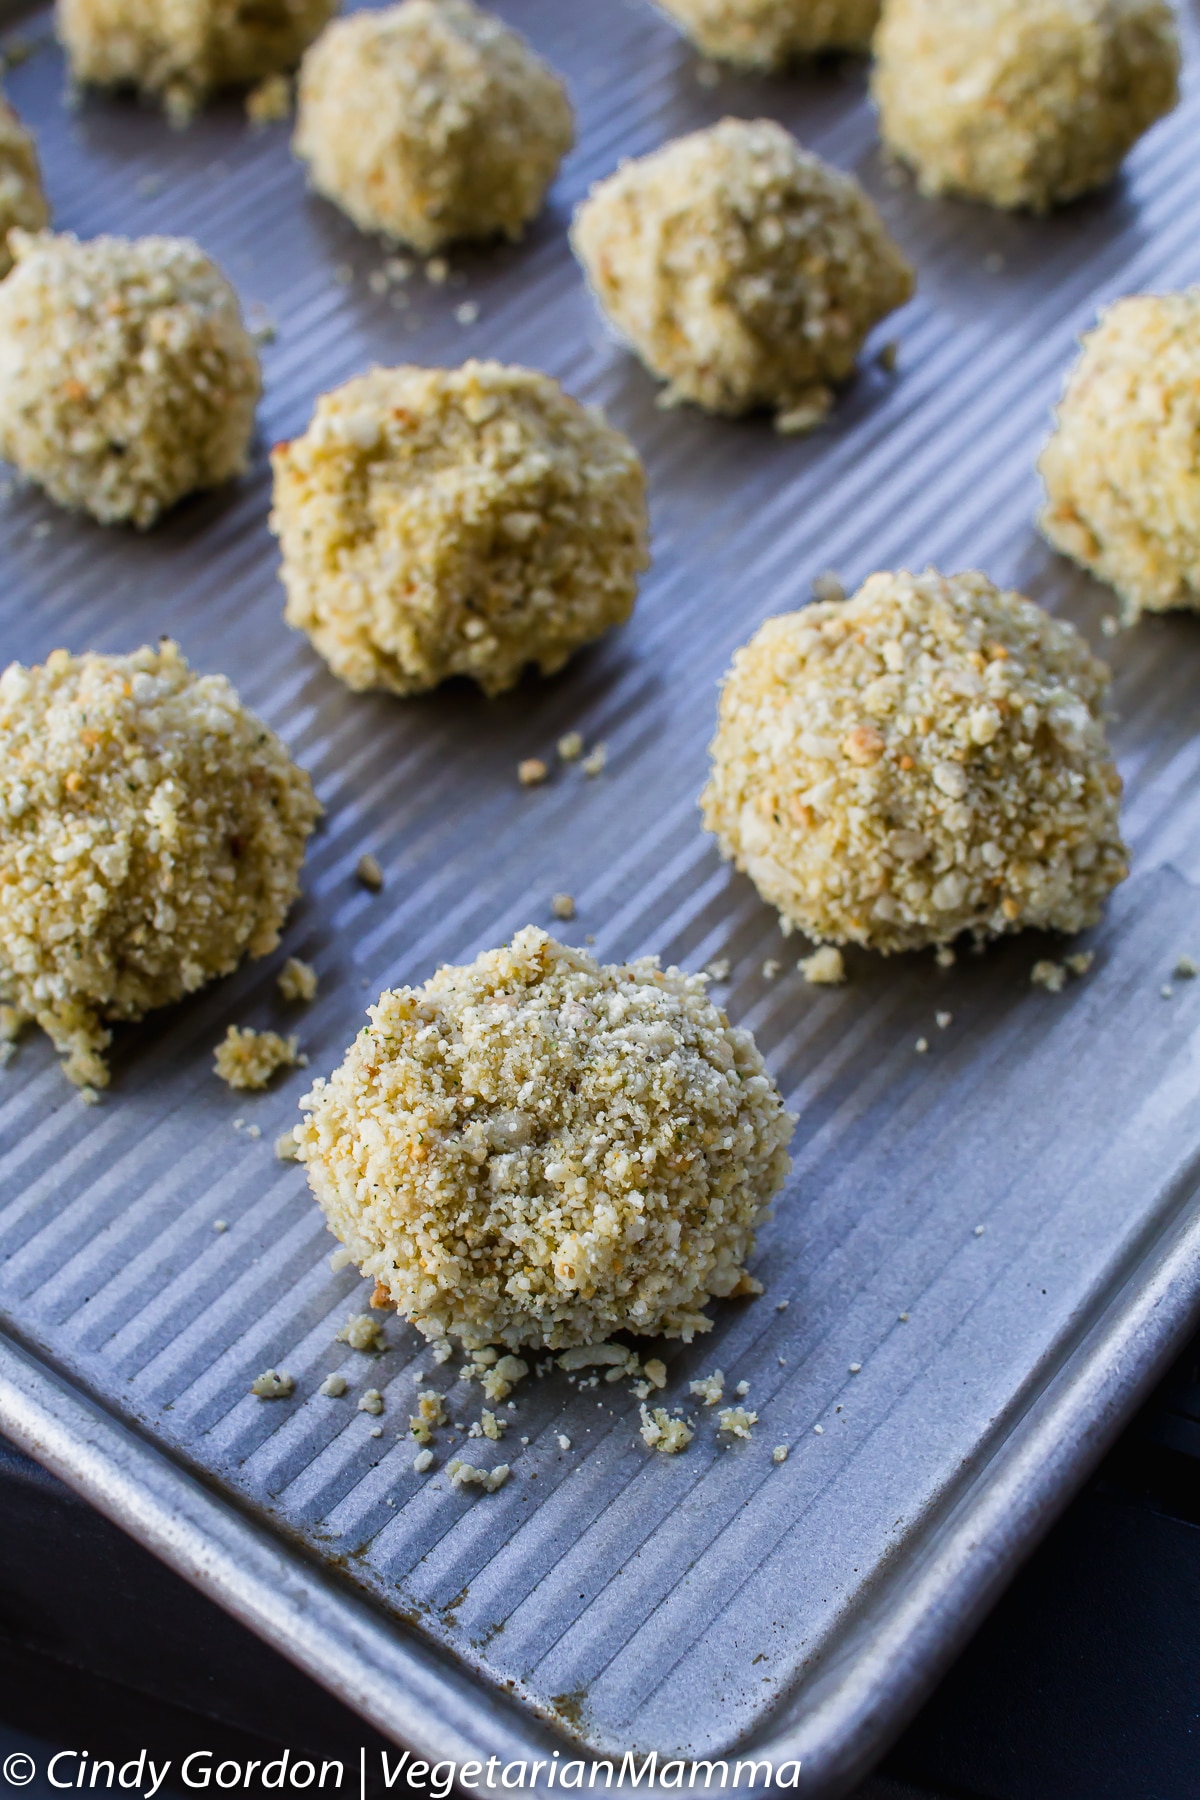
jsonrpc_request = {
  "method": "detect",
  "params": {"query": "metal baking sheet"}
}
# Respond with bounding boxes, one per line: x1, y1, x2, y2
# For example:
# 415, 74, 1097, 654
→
2, 0, 1200, 1790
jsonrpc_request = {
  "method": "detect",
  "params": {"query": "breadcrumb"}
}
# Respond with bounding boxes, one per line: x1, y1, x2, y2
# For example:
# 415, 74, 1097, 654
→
318, 1372, 347, 1396
251, 1368, 294, 1399
296, 927, 793, 1350
357, 1387, 384, 1415
275, 1130, 301, 1162
558, 731, 584, 762
1175, 955, 1198, 979
690, 1370, 726, 1406
654, 0, 880, 66
872, 0, 1179, 213
245, 72, 291, 125
355, 853, 384, 892
1040, 292, 1200, 618
412, 1448, 434, 1472
551, 893, 576, 921
639, 1406, 694, 1454
717, 1404, 757, 1438
294, 0, 573, 251
0, 232, 261, 527
1031, 960, 1067, 994
772, 1443, 789, 1463
702, 569, 1127, 952
337, 1312, 387, 1353
519, 759, 549, 788
278, 957, 318, 1003
0, 643, 317, 1090
573, 117, 913, 426
799, 947, 846, 986
581, 743, 608, 777
214, 1026, 304, 1091
271, 362, 648, 698
447, 1457, 510, 1491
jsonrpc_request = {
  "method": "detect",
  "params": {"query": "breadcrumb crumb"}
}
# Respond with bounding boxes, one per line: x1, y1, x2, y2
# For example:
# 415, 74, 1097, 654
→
690, 1370, 725, 1406
799, 946, 846, 986
278, 957, 318, 1003
717, 1404, 757, 1439
276, 1130, 301, 1162
245, 72, 291, 125
355, 853, 384, 891
581, 742, 608, 777
1031, 960, 1068, 994
337, 1312, 387, 1353
214, 1026, 304, 1090
558, 731, 584, 762
319, 1372, 347, 1396
551, 893, 576, 920
413, 1448, 434, 1472
519, 758, 549, 787
357, 1387, 384, 1415
772, 1444, 789, 1463
639, 1406, 694, 1454
251, 1369, 294, 1399
447, 1458, 510, 1492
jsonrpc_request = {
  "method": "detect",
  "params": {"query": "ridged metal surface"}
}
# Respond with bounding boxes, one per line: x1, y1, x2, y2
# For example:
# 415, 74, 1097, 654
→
3, 0, 1200, 1789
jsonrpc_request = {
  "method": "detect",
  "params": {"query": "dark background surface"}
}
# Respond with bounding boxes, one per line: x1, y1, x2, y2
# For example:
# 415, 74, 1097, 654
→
1, 1323, 1198, 1800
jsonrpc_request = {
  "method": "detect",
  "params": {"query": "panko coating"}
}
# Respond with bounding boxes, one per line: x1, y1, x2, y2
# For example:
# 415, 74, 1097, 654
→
0, 98, 48, 279
872, 0, 1179, 213
293, 0, 574, 252
296, 927, 795, 1351
58, 0, 337, 119
571, 117, 914, 429
1039, 291, 1200, 620
655, 0, 881, 66
700, 569, 1127, 952
0, 231, 261, 528
270, 360, 649, 697
0, 642, 320, 1089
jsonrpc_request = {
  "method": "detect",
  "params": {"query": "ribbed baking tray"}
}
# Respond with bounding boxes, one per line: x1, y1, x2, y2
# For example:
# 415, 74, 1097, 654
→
3, 1, 1200, 1791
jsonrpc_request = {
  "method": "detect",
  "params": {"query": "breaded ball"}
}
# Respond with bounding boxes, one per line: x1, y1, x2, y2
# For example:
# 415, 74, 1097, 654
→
1039, 291, 1200, 620
872, 0, 1179, 213
655, 0, 881, 66
296, 926, 795, 1350
58, 0, 337, 120
0, 98, 49, 278
0, 231, 261, 528
0, 642, 320, 1089
571, 117, 914, 430
293, 0, 574, 252
700, 569, 1127, 952
270, 360, 649, 697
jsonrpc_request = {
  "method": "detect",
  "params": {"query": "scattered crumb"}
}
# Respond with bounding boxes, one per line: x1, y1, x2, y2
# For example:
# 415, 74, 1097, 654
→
245, 72, 291, 124
581, 742, 607, 777
409, 1389, 447, 1443
1065, 952, 1094, 977
1031, 960, 1067, 994
337, 1312, 387, 1353
329, 1246, 353, 1271
799, 946, 846, 986
447, 1458, 510, 1492
232, 1116, 261, 1139
705, 958, 731, 982
877, 340, 899, 373
557, 1343, 633, 1371
357, 1387, 384, 1415
761, 958, 782, 980
974, 1225, 986, 1237
935, 946, 956, 968
552, 893, 576, 920
935, 1011, 952, 1029
214, 1026, 304, 1090
470, 1354, 528, 1403
275, 1130, 300, 1162
251, 1369, 294, 1399
813, 1424, 824, 1434
432, 1340, 455, 1365
454, 300, 480, 326
735, 1379, 750, 1397
1161, 984, 1174, 999
426, 256, 450, 285
639, 1405, 693, 1453
518, 757, 549, 787
775, 1299, 789, 1312
278, 956, 318, 1003
848, 1362, 862, 1374
1175, 955, 1198, 979
355, 852, 384, 891
689, 1369, 725, 1407
369, 1425, 383, 1437
558, 731, 583, 762
642, 1357, 668, 1390
319, 1372, 347, 1397
557, 1433, 572, 1451
812, 570, 845, 604
1100, 615, 1120, 639
481, 1410, 506, 1440
213, 1219, 228, 1233
914, 1037, 929, 1054
772, 1444, 789, 1464
899, 1311, 910, 1323
717, 1405, 757, 1439
413, 1448, 434, 1472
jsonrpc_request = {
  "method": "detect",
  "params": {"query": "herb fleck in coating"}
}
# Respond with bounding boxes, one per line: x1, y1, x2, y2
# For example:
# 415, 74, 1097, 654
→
872, 0, 1179, 213
296, 927, 794, 1351
655, 0, 880, 67
58, 0, 336, 118
571, 117, 913, 427
1039, 291, 1200, 619
0, 231, 261, 528
294, 0, 573, 252
0, 98, 48, 278
0, 642, 319, 1088
701, 569, 1127, 952
271, 361, 648, 697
